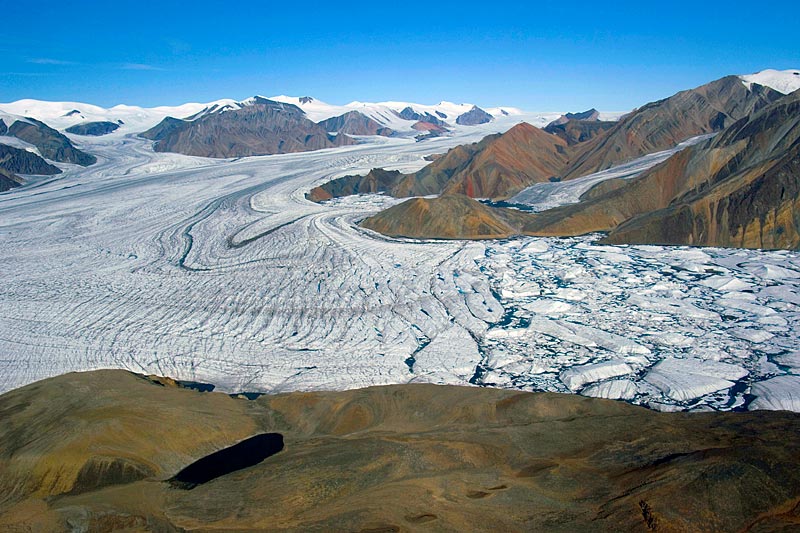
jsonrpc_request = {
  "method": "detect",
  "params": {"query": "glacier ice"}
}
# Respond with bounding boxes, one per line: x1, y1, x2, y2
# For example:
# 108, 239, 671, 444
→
1, 125, 799, 413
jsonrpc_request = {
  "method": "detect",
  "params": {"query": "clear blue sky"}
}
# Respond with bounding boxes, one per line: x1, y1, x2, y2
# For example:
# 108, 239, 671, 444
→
2, 0, 798, 111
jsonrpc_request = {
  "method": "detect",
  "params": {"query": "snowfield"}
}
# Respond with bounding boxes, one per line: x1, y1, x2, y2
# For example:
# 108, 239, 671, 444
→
1, 116, 799, 413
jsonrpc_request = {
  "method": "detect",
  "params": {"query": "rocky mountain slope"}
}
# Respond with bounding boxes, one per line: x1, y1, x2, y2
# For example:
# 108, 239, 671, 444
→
141, 97, 356, 158
397, 105, 450, 127
1, 116, 96, 166
520, 89, 800, 249
2, 370, 799, 532
543, 109, 617, 146
547, 108, 602, 126
561, 75, 784, 180
317, 110, 394, 136
0, 137, 64, 191
362, 194, 524, 239
65, 120, 121, 136
455, 105, 494, 125
0, 167, 24, 192
362, 89, 800, 249
0, 143, 62, 176
308, 122, 568, 201
312, 74, 784, 207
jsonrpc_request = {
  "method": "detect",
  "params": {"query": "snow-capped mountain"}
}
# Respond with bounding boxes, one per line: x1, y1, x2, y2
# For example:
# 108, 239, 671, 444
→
271, 96, 524, 132
0, 96, 536, 137
740, 68, 800, 94
0, 99, 242, 134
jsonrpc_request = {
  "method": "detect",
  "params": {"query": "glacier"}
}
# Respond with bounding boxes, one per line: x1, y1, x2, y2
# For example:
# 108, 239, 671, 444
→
1, 119, 799, 413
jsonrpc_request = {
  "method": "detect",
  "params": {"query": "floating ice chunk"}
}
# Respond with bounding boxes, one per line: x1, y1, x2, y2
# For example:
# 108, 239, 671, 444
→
749, 264, 800, 280
645, 357, 749, 402
719, 291, 758, 301
485, 348, 522, 370
557, 266, 589, 282
523, 300, 573, 315
501, 282, 541, 298
758, 286, 800, 305
632, 245, 665, 253
721, 299, 777, 316
750, 375, 800, 412
756, 355, 782, 376
553, 288, 586, 301
648, 402, 685, 413
669, 249, 713, 263
521, 240, 549, 253
758, 315, 788, 327
481, 369, 513, 386
581, 379, 637, 400
701, 276, 752, 292
594, 251, 635, 263
643, 331, 694, 347
774, 352, 800, 371
731, 328, 775, 343
527, 318, 651, 355
498, 359, 554, 375
559, 360, 634, 391
627, 294, 719, 320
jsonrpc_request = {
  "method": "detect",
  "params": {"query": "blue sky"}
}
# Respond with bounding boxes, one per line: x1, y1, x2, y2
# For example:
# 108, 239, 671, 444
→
3, 0, 798, 111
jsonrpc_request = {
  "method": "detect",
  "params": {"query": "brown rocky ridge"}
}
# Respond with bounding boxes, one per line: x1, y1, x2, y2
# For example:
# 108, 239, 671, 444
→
141, 97, 356, 158
1, 369, 799, 532
317, 110, 394, 137
361, 194, 525, 239
520, 89, 800, 249
310, 74, 785, 206
4, 117, 97, 166
0, 142, 62, 191
308, 121, 569, 203
543, 110, 617, 146
357, 83, 800, 249
0, 167, 25, 192
65, 120, 121, 136
560, 75, 784, 180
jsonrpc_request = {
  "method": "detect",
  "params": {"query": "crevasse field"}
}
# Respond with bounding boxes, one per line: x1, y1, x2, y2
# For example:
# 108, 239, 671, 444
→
1, 119, 799, 412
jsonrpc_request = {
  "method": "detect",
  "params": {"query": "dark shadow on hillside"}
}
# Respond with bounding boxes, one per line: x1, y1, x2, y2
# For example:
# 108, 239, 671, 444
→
169, 433, 284, 489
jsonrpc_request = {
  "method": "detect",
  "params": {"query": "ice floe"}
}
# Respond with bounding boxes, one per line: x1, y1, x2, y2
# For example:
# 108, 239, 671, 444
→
559, 360, 634, 391
644, 357, 749, 403
750, 375, 800, 412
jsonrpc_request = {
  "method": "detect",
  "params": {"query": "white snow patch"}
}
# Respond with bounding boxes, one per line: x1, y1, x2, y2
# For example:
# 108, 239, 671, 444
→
740, 69, 800, 95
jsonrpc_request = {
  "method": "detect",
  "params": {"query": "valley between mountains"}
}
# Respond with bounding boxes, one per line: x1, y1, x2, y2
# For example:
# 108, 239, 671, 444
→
1, 70, 800, 414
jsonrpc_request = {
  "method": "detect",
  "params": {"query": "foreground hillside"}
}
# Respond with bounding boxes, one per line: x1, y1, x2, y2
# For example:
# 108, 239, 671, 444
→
1, 370, 799, 531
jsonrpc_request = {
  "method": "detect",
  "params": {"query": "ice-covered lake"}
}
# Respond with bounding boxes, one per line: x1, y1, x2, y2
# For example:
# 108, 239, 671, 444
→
1, 124, 798, 412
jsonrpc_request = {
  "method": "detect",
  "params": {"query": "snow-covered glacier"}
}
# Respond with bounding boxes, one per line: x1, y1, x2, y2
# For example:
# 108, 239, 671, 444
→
1, 122, 798, 413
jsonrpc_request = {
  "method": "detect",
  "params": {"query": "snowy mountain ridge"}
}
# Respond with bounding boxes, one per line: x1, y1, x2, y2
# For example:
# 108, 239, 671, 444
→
0, 95, 554, 136
740, 68, 800, 94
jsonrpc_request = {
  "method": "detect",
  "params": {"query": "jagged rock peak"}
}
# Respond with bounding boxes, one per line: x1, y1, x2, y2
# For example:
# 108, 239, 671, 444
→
547, 108, 600, 128
456, 105, 493, 125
